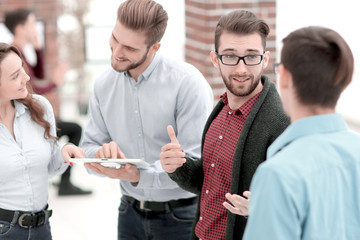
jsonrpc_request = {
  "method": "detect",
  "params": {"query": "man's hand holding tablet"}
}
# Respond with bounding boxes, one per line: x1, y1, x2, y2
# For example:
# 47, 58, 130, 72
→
81, 141, 146, 183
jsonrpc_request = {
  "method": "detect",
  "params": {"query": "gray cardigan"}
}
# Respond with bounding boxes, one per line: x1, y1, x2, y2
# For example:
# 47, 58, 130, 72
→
169, 76, 290, 239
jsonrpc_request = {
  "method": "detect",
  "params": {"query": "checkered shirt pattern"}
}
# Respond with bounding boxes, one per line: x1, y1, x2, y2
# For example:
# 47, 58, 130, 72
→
195, 92, 261, 240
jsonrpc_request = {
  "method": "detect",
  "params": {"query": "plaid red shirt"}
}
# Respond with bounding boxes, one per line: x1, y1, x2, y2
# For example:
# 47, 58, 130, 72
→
195, 92, 261, 240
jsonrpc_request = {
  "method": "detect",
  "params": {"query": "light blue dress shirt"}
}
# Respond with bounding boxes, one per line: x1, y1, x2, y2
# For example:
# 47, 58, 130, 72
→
82, 53, 214, 201
244, 114, 360, 240
0, 95, 68, 212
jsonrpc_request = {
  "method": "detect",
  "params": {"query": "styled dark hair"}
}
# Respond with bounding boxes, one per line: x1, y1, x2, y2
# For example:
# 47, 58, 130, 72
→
214, 10, 270, 52
117, 0, 168, 46
0, 42, 55, 140
281, 26, 354, 108
4, 8, 33, 34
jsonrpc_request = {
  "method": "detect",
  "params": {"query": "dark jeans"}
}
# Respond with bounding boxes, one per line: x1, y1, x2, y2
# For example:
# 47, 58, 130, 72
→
118, 196, 197, 240
0, 218, 52, 240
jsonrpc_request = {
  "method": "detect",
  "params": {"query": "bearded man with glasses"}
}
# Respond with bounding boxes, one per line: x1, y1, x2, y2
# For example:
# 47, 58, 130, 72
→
160, 10, 290, 240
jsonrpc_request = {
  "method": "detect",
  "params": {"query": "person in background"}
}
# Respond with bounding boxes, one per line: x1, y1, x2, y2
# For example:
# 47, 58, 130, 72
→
160, 10, 289, 239
243, 26, 360, 239
81, 0, 214, 239
0, 42, 84, 240
4, 8, 92, 196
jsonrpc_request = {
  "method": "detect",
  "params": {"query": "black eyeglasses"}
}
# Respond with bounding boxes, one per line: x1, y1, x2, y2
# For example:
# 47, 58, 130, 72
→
216, 52, 265, 66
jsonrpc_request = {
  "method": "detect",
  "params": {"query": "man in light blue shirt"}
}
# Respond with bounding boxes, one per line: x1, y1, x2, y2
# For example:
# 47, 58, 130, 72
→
243, 26, 360, 239
81, 0, 213, 239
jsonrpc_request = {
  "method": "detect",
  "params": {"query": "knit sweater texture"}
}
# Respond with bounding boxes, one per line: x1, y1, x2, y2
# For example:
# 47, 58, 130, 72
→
169, 76, 290, 239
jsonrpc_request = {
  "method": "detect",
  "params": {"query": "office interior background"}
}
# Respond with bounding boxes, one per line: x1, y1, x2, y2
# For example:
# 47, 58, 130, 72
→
0, 0, 359, 239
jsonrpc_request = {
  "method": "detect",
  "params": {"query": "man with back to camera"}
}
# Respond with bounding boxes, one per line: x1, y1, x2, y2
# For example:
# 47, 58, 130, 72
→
160, 10, 290, 239
243, 26, 360, 240
81, 0, 214, 239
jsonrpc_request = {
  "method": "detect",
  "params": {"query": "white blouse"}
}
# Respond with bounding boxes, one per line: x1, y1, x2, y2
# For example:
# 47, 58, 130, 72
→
0, 95, 68, 212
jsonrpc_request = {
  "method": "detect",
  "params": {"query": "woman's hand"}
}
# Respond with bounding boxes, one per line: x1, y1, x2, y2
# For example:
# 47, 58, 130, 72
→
61, 144, 85, 165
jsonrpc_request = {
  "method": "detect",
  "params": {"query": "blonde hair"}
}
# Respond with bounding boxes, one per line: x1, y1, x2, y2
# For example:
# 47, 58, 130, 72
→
117, 0, 168, 46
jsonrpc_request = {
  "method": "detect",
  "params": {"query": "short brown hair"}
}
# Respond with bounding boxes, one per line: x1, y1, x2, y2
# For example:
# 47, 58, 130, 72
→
0, 42, 55, 140
214, 10, 269, 52
4, 8, 33, 34
117, 0, 168, 46
281, 26, 354, 108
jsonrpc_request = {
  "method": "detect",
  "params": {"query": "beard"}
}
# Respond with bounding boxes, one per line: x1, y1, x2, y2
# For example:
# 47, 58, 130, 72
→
220, 69, 262, 97
111, 48, 149, 73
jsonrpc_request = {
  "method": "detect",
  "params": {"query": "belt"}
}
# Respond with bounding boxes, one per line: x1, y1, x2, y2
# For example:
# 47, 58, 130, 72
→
0, 207, 52, 228
122, 195, 197, 212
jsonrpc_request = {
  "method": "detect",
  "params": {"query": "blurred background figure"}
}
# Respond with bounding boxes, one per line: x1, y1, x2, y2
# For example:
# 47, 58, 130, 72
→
4, 8, 92, 196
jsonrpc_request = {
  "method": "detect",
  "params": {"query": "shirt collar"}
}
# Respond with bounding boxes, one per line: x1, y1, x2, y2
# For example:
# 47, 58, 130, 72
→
267, 113, 348, 158
220, 91, 261, 116
124, 53, 161, 82
141, 52, 161, 80
13, 100, 28, 118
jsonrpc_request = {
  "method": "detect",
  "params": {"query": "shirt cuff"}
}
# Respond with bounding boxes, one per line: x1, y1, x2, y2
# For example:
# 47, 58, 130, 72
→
59, 143, 71, 165
135, 168, 153, 188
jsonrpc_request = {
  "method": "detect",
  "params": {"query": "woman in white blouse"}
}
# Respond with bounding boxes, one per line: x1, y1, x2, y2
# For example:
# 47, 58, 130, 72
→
0, 43, 85, 239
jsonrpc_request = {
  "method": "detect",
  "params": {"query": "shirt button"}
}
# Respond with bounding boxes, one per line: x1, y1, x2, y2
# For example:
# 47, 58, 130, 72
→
211, 163, 215, 167
138, 134, 142, 137
228, 111, 232, 115
205, 190, 209, 194
219, 135, 223, 140
199, 216, 203, 221
134, 110, 138, 113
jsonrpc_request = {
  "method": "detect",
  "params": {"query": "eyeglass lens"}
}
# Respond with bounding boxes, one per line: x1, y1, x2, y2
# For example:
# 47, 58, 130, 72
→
221, 55, 262, 66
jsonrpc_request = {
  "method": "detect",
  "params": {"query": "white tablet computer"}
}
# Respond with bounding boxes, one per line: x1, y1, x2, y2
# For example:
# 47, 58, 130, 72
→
70, 158, 150, 169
